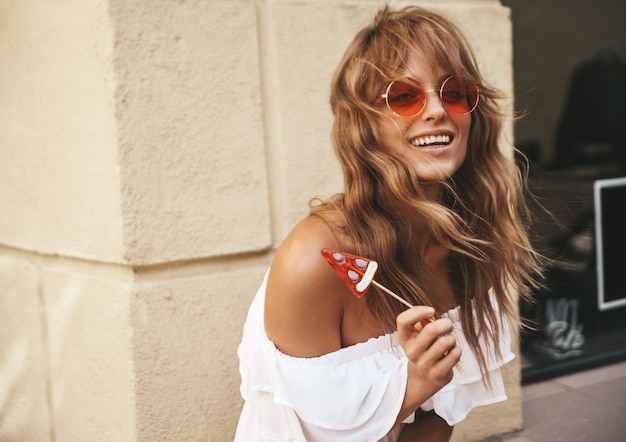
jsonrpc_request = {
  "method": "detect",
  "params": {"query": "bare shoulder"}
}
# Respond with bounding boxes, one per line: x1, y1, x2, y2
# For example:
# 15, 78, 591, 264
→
264, 215, 348, 357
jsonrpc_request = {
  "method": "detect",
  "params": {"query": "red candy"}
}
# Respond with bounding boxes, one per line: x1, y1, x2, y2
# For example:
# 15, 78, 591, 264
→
321, 248, 379, 297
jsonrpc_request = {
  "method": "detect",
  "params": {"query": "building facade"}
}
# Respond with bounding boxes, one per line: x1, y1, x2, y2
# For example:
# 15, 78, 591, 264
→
0, 1, 520, 440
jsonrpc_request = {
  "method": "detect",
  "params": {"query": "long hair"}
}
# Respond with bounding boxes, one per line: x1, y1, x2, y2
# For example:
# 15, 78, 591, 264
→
311, 6, 542, 378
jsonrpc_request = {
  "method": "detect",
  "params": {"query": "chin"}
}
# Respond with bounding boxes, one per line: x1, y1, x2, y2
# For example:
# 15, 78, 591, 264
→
414, 165, 461, 182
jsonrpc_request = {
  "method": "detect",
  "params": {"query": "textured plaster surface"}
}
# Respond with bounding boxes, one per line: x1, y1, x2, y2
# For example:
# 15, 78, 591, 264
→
110, 0, 272, 265
0, 0, 124, 262
0, 257, 51, 441
260, 1, 351, 240
131, 264, 267, 441
43, 268, 136, 441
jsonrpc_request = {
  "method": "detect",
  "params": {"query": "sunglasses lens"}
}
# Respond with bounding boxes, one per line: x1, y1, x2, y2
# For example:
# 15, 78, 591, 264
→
386, 78, 426, 116
441, 77, 479, 115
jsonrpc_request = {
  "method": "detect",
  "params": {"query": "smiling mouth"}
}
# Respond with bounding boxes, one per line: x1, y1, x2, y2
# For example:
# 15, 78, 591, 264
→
410, 134, 452, 147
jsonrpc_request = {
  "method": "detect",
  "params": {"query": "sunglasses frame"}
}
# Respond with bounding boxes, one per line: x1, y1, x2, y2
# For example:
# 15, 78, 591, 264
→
381, 75, 480, 117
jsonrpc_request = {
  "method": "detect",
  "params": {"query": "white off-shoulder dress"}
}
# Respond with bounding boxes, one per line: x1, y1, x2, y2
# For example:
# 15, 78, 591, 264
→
235, 272, 514, 442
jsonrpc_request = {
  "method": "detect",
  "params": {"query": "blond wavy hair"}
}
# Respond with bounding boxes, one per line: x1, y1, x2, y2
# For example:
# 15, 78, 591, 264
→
311, 6, 542, 378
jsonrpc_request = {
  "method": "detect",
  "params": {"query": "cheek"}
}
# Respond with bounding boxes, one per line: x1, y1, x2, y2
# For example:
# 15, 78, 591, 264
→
460, 120, 472, 163
454, 116, 471, 158
377, 116, 407, 148
379, 114, 406, 134
456, 117, 472, 152
458, 114, 472, 137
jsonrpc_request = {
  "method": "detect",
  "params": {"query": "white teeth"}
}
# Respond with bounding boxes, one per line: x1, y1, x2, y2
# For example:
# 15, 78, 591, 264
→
410, 134, 451, 147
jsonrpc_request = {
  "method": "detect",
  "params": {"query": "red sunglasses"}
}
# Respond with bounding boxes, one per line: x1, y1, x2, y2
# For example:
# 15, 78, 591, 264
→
381, 76, 479, 117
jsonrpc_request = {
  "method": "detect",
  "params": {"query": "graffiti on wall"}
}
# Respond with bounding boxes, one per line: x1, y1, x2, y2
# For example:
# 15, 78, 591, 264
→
539, 298, 585, 360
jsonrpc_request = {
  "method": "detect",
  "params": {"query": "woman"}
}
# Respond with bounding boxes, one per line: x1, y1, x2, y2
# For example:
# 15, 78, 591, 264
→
236, 5, 541, 441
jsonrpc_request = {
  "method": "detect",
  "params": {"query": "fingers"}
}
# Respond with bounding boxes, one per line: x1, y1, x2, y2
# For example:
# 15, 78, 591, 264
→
411, 330, 460, 387
401, 316, 456, 361
397, 306, 435, 338
421, 332, 459, 367
397, 308, 461, 388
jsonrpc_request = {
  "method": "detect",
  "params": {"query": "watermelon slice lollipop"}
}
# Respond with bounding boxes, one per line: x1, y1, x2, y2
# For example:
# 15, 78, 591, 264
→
320, 248, 379, 296
321, 248, 413, 309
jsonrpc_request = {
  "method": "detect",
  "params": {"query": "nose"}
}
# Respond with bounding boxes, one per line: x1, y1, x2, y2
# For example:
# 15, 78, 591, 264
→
421, 89, 447, 120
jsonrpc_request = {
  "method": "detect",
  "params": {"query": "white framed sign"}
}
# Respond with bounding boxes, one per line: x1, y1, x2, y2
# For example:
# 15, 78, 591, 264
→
594, 176, 626, 311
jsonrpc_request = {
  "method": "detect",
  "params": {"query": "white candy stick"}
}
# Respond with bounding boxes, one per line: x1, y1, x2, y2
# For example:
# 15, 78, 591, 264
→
371, 280, 413, 309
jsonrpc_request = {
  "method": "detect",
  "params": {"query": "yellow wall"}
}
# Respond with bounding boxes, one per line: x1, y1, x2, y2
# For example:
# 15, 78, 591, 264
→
0, 0, 520, 440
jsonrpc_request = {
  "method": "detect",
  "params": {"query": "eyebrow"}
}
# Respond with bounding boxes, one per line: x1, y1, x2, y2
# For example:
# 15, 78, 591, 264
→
396, 73, 452, 87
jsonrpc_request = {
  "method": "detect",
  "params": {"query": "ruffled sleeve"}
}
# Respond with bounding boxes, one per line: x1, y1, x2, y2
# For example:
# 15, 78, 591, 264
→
236, 273, 408, 442
419, 293, 515, 426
